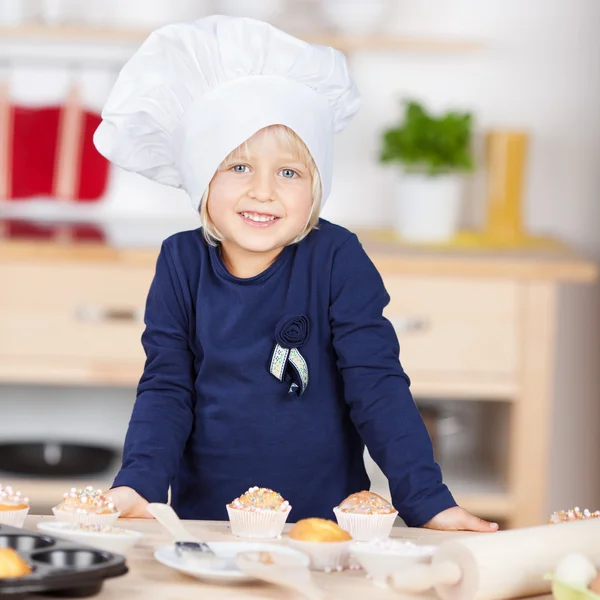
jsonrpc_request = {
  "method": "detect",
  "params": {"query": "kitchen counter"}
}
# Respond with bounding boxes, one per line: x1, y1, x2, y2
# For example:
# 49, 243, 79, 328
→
22, 516, 551, 600
0, 229, 596, 281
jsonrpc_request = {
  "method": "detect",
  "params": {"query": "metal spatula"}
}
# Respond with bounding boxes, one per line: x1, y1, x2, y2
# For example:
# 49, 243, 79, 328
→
147, 503, 233, 569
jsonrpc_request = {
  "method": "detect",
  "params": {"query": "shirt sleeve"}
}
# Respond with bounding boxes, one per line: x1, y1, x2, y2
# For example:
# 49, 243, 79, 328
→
329, 234, 456, 526
112, 240, 196, 503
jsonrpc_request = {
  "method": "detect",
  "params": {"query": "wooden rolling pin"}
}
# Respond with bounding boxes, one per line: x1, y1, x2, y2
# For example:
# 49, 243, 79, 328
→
391, 518, 600, 600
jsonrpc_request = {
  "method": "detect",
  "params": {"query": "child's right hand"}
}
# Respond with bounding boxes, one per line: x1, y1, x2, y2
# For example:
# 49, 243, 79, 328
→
108, 486, 152, 518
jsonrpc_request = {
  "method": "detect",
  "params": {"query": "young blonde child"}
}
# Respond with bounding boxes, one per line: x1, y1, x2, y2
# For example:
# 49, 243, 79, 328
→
94, 15, 497, 533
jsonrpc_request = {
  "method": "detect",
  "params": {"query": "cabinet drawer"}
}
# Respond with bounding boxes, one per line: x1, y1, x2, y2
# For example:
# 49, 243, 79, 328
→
0, 263, 153, 312
0, 263, 154, 362
383, 277, 519, 376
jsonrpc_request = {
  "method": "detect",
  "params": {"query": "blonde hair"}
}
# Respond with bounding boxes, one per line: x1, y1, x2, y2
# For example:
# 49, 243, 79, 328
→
199, 125, 322, 246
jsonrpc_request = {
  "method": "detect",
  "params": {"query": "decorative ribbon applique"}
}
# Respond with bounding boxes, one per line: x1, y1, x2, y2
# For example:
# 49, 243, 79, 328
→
269, 315, 309, 395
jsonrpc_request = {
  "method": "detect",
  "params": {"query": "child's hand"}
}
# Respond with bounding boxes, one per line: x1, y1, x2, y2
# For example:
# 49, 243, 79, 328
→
423, 506, 499, 532
108, 486, 152, 518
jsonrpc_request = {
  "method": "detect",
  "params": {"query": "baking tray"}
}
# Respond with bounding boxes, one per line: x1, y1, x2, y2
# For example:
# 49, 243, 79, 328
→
0, 524, 128, 598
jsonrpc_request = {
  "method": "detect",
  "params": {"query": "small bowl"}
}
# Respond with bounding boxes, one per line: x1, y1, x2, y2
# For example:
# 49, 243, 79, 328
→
350, 539, 437, 588
37, 521, 143, 556
287, 539, 351, 572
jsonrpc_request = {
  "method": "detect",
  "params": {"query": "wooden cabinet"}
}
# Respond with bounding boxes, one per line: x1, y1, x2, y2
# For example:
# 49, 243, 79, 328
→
384, 276, 519, 379
0, 235, 596, 528
0, 258, 152, 385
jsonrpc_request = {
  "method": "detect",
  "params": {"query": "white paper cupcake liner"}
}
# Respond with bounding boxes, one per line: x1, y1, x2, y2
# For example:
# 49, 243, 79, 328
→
226, 505, 290, 539
52, 508, 120, 528
0, 507, 29, 528
287, 539, 350, 572
333, 507, 397, 542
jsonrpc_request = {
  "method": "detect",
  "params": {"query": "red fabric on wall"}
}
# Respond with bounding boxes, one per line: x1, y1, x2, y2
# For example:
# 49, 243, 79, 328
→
76, 111, 110, 202
0, 218, 106, 242
2, 102, 110, 202
11, 106, 61, 199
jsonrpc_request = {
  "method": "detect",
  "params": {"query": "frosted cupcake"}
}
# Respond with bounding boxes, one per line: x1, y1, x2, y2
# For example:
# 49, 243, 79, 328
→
0, 484, 30, 528
53, 486, 119, 527
549, 507, 600, 524
333, 491, 397, 542
288, 518, 352, 572
226, 487, 291, 539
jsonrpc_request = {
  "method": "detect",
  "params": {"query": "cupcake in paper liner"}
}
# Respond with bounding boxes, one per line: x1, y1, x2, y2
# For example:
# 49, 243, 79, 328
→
226, 487, 291, 539
0, 484, 30, 528
52, 486, 120, 527
333, 490, 397, 542
287, 518, 352, 572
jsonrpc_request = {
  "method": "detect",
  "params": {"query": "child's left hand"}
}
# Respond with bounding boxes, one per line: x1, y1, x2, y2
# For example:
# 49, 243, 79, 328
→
423, 506, 499, 532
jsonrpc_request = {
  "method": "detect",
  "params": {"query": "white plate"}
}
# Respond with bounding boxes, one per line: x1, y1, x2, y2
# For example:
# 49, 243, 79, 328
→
37, 521, 143, 555
154, 542, 310, 585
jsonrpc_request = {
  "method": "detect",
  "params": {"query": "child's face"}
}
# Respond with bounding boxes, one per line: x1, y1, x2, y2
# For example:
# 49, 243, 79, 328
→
207, 127, 314, 255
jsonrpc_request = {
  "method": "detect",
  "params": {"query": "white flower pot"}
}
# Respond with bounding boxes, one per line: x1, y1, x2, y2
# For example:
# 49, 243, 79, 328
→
393, 173, 463, 243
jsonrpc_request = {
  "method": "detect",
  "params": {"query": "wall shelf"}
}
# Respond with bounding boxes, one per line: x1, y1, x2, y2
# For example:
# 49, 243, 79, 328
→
0, 23, 484, 55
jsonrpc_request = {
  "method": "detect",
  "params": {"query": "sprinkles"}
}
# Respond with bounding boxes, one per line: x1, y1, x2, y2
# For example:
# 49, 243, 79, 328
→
337, 491, 396, 515
62, 523, 131, 535
0, 484, 29, 508
549, 507, 600, 524
55, 486, 117, 515
229, 487, 291, 513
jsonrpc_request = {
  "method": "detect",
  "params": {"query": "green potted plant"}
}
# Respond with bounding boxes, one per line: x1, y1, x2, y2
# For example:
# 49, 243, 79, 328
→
380, 99, 475, 242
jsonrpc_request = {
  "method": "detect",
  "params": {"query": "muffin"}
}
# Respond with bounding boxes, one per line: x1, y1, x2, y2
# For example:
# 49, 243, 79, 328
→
52, 486, 119, 527
0, 484, 30, 528
226, 487, 291, 539
0, 548, 31, 578
288, 518, 352, 572
333, 491, 397, 542
549, 507, 600, 524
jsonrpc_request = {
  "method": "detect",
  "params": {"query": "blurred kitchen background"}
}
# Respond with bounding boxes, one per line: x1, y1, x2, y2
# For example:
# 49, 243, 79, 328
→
0, 0, 599, 529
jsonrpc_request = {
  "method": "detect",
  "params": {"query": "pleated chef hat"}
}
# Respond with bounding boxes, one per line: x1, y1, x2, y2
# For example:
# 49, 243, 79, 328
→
93, 15, 361, 209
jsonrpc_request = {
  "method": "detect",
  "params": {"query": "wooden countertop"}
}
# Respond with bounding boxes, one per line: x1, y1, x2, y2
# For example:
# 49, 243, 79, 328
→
23, 516, 551, 600
0, 230, 596, 282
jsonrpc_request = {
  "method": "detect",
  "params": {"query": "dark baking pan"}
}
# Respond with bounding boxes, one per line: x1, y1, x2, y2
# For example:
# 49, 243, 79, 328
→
0, 443, 117, 477
0, 523, 127, 598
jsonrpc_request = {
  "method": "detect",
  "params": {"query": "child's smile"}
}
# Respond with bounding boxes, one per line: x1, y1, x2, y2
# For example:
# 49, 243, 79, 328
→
239, 210, 281, 227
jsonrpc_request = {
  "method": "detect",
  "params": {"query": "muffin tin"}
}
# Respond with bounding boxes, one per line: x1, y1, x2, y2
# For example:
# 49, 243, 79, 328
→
0, 524, 127, 598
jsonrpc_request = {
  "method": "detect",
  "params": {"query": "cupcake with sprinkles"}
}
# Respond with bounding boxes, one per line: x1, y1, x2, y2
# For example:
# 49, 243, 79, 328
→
333, 491, 398, 542
549, 506, 600, 524
52, 486, 120, 527
0, 484, 29, 527
226, 486, 291, 539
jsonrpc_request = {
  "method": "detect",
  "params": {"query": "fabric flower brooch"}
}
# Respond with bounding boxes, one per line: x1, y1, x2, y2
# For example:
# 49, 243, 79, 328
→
269, 315, 310, 395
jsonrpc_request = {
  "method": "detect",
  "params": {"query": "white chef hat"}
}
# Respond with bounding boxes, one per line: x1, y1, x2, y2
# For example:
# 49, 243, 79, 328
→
93, 15, 361, 208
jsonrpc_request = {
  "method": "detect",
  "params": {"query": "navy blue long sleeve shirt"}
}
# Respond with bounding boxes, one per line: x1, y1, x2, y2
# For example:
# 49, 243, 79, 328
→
113, 219, 456, 526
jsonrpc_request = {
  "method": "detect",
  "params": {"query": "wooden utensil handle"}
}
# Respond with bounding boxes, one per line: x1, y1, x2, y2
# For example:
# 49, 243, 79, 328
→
147, 503, 195, 542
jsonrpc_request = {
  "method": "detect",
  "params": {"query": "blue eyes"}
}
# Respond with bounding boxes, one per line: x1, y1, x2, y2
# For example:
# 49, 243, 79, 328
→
230, 165, 298, 178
